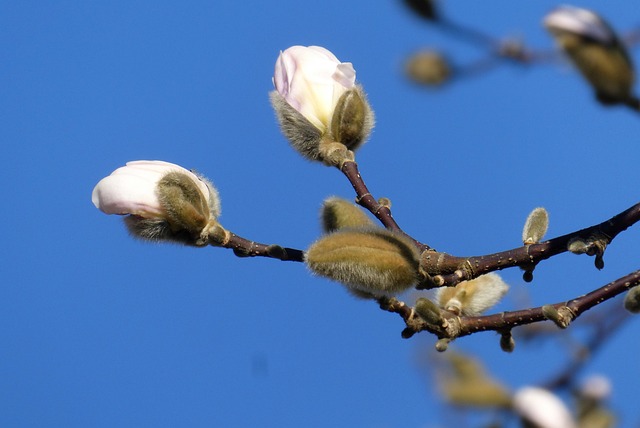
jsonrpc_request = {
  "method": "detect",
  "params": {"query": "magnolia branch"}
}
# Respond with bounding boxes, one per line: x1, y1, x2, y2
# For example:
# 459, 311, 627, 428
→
381, 269, 640, 340
340, 159, 640, 287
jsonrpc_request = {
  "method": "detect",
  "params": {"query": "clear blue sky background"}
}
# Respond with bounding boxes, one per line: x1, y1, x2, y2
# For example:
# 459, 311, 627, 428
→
2, 1, 640, 427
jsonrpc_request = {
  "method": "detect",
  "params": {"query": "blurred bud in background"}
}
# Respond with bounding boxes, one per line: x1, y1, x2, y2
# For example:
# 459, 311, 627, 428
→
544, 6, 635, 105
405, 50, 452, 86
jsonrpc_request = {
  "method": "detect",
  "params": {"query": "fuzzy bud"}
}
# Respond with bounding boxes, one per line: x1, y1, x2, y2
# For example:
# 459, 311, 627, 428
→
543, 6, 635, 104
405, 50, 451, 86
414, 297, 443, 325
522, 207, 549, 244
568, 237, 590, 254
435, 273, 509, 316
271, 45, 374, 166
623, 285, 640, 313
542, 305, 574, 329
320, 196, 374, 233
92, 160, 221, 246
305, 228, 421, 295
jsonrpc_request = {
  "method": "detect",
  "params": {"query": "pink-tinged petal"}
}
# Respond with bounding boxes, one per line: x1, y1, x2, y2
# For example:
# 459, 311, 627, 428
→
272, 45, 357, 130
333, 62, 356, 88
92, 173, 163, 216
92, 160, 213, 218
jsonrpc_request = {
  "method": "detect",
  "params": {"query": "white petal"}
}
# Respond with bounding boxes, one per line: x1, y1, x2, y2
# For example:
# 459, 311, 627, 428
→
513, 387, 577, 428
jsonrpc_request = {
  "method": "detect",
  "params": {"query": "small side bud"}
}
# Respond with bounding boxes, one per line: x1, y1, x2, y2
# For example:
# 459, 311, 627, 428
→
567, 234, 608, 270
320, 196, 374, 233
623, 285, 640, 313
435, 338, 450, 352
415, 297, 444, 325
568, 237, 590, 254
330, 86, 374, 152
435, 273, 509, 316
499, 331, 515, 353
522, 207, 549, 244
542, 305, 574, 329
305, 228, 421, 295
377, 197, 391, 209
405, 50, 451, 86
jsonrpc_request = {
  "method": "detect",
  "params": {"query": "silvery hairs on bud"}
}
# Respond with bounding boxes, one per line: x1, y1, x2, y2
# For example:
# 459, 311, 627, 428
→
305, 227, 420, 295
435, 273, 509, 316
320, 196, 374, 234
127, 171, 220, 246
270, 91, 324, 162
330, 86, 375, 152
522, 207, 549, 244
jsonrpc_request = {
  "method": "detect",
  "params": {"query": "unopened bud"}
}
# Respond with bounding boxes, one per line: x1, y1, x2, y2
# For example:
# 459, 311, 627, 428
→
305, 228, 421, 295
499, 331, 515, 353
320, 196, 374, 233
405, 50, 451, 86
330, 86, 374, 152
624, 285, 640, 313
435, 338, 450, 352
568, 237, 590, 254
542, 305, 574, 329
522, 207, 549, 244
435, 273, 509, 316
415, 297, 443, 325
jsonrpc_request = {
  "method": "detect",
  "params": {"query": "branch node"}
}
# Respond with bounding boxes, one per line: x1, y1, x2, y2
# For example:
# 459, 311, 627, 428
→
542, 305, 575, 329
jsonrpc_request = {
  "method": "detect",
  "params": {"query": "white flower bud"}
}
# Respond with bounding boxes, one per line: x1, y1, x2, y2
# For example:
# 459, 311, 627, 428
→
513, 387, 577, 428
435, 273, 509, 316
271, 45, 374, 164
92, 160, 221, 246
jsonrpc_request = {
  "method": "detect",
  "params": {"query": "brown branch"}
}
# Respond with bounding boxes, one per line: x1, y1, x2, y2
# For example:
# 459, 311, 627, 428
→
420, 201, 640, 287
340, 160, 432, 251
210, 231, 305, 262
382, 269, 640, 340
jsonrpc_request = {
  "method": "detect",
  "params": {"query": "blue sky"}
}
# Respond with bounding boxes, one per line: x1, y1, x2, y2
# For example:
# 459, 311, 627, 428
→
2, 1, 640, 427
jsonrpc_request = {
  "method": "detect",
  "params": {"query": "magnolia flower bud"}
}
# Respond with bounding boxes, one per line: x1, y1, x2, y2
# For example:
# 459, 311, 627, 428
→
513, 387, 577, 428
435, 273, 509, 316
92, 160, 222, 246
522, 207, 549, 245
305, 228, 420, 295
543, 6, 635, 104
270, 45, 374, 165
320, 196, 374, 233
